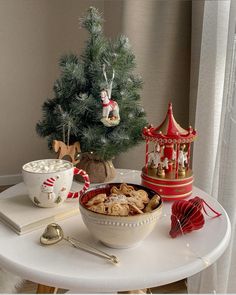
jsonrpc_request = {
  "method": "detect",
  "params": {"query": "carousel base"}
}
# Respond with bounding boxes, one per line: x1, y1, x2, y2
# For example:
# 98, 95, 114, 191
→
141, 167, 193, 201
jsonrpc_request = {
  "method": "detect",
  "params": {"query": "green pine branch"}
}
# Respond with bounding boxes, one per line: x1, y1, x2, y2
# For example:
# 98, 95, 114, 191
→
36, 6, 147, 161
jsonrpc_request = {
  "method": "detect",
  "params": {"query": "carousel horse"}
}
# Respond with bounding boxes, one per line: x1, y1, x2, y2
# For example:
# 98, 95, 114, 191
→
148, 151, 161, 168
178, 150, 188, 167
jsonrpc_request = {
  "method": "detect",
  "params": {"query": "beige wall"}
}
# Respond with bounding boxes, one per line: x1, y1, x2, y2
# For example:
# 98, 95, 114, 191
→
112, 0, 192, 169
0, 0, 191, 180
0, 0, 104, 179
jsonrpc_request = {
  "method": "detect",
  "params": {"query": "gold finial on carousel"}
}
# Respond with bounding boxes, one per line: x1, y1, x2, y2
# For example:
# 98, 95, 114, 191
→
168, 102, 173, 114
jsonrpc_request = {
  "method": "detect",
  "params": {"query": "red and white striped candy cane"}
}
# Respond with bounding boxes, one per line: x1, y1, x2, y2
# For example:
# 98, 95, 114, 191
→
67, 167, 90, 199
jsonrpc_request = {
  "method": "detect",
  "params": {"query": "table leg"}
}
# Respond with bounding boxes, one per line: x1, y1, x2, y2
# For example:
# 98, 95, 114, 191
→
119, 289, 147, 294
36, 284, 58, 294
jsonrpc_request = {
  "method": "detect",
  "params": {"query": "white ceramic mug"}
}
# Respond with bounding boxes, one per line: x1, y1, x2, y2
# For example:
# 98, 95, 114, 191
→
22, 159, 90, 208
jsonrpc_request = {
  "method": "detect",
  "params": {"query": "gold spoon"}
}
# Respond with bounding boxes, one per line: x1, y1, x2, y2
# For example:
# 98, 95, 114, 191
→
40, 223, 119, 264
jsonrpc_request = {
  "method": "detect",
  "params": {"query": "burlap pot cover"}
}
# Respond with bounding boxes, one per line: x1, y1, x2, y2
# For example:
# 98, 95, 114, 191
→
75, 153, 116, 183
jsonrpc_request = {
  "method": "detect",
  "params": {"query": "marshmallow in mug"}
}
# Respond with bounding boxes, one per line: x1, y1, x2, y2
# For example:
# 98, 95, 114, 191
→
23, 159, 72, 173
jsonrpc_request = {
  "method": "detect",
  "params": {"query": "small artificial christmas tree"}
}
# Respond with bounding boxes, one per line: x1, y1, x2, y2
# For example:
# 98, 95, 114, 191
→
36, 7, 147, 182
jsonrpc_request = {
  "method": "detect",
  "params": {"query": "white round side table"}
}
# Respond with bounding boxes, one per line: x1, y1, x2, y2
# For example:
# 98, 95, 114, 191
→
0, 169, 231, 293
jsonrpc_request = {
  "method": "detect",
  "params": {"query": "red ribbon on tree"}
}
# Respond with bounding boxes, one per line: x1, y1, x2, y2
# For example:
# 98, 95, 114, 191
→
169, 196, 222, 238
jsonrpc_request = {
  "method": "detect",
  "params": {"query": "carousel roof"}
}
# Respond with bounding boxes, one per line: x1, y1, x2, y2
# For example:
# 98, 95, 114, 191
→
142, 103, 197, 144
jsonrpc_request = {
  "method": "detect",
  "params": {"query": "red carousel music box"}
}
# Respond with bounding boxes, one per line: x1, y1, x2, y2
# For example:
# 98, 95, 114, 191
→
141, 103, 197, 201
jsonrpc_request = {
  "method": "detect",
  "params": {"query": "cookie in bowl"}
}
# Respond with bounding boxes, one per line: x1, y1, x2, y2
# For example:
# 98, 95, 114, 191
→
79, 183, 162, 249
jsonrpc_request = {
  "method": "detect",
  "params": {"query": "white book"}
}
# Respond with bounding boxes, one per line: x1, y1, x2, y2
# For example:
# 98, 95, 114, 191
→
0, 194, 80, 235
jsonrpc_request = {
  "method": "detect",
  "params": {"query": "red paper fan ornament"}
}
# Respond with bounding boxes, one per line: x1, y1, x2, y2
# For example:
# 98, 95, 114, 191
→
169, 196, 222, 238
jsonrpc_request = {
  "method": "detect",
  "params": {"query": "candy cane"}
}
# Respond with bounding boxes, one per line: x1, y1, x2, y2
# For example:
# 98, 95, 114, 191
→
67, 168, 90, 199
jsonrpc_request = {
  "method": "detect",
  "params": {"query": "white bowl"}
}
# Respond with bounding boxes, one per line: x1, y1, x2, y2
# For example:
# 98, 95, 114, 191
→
79, 183, 162, 249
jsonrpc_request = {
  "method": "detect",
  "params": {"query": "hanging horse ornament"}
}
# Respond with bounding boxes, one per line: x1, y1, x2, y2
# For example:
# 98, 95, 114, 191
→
169, 196, 222, 238
100, 64, 120, 127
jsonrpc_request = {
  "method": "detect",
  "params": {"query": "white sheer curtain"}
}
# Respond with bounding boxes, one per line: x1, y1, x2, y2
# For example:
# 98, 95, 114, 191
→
188, 0, 236, 293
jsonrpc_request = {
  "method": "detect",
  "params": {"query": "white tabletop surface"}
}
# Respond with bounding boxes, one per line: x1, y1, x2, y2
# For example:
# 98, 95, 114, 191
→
0, 169, 231, 293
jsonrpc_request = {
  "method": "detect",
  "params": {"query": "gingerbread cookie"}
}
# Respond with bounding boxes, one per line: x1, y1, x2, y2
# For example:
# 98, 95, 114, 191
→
89, 202, 106, 214
144, 195, 161, 213
129, 203, 144, 215
107, 203, 130, 216
120, 183, 135, 195
136, 190, 149, 204
110, 183, 134, 195
110, 186, 123, 195
127, 195, 145, 210
107, 194, 128, 205
86, 183, 160, 216
86, 193, 107, 207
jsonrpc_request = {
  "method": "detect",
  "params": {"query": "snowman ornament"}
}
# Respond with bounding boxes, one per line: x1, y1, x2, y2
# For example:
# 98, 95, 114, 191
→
40, 176, 59, 201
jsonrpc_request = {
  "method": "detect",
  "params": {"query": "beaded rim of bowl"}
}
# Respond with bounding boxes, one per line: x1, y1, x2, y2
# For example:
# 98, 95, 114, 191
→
79, 205, 162, 226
